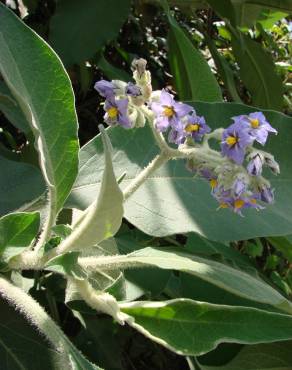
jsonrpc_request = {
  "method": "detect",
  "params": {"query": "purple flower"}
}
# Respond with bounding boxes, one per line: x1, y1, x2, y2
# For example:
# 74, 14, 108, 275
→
126, 82, 142, 97
216, 193, 261, 216
104, 98, 130, 128
259, 185, 274, 204
168, 123, 186, 145
199, 169, 218, 191
185, 113, 211, 141
221, 123, 253, 164
233, 112, 277, 145
94, 80, 115, 98
247, 154, 263, 176
151, 90, 193, 132
232, 178, 247, 197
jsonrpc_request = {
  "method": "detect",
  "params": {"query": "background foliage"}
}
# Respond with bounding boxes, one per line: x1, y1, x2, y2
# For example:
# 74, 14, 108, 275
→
0, 0, 292, 369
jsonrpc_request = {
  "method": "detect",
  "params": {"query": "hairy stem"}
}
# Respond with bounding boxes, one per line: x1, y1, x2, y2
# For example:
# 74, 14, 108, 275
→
0, 276, 65, 352
69, 278, 132, 324
123, 152, 170, 200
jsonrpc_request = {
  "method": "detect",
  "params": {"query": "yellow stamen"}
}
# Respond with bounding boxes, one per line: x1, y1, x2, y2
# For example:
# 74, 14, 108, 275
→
250, 118, 259, 129
107, 106, 118, 119
185, 123, 200, 133
219, 202, 229, 209
163, 106, 175, 117
234, 199, 245, 209
210, 179, 218, 189
226, 136, 238, 146
250, 198, 257, 204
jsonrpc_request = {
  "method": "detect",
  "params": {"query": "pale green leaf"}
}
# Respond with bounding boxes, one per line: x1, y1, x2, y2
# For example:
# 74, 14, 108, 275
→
60, 127, 124, 252
98, 246, 291, 310
121, 299, 292, 356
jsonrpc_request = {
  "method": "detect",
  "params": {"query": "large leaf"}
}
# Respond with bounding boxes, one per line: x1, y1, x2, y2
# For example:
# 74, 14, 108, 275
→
231, 30, 283, 110
0, 4, 79, 225
0, 156, 45, 216
167, 12, 222, 102
0, 212, 39, 262
197, 341, 292, 370
121, 299, 292, 356
49, 0, 131, 66
91, 246, 291, 310
67, 102, 292, 242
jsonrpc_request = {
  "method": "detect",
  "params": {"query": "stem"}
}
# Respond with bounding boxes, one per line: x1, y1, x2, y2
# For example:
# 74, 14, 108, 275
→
34, 209, 55, 252
123, 152, 170, 201
69, 278, 132, 324
0, 276, 65, 352
140, 105, 171, 152
0, 277, 100, 368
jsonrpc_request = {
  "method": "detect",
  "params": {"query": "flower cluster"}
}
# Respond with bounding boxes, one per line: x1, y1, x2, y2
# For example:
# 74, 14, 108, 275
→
94, 58, 279, 216
195, 112, 279, 215
151, 90, 211, 145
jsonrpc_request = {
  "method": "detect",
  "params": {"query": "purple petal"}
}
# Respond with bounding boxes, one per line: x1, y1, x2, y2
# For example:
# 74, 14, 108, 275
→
160, 89, 174, 106
94, 80, 115, 98
155, 116, 170, 132
174, 102, 193, 118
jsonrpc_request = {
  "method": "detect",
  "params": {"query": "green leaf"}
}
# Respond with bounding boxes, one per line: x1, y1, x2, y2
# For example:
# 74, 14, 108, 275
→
49, 0, 131, 66
109, 246, 291, 310
0, 4, 79, 225
197, 341, 292, 370
0, 80, 30, 133
167, 12, 222, 102
0, 156, 45, 216
267, 236, 292, 262
207, 0, 291, 27
257, 10, 288, 29
0, 212, 39, 262
67, 102, 292, 242
121, 299, 292, 356
203, 34, 242, 103
46, 252, 87, 280
231, 30, 283, 110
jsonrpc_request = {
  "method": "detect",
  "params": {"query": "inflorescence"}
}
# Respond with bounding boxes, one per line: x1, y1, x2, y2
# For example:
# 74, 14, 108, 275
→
94, 59, 279, 216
